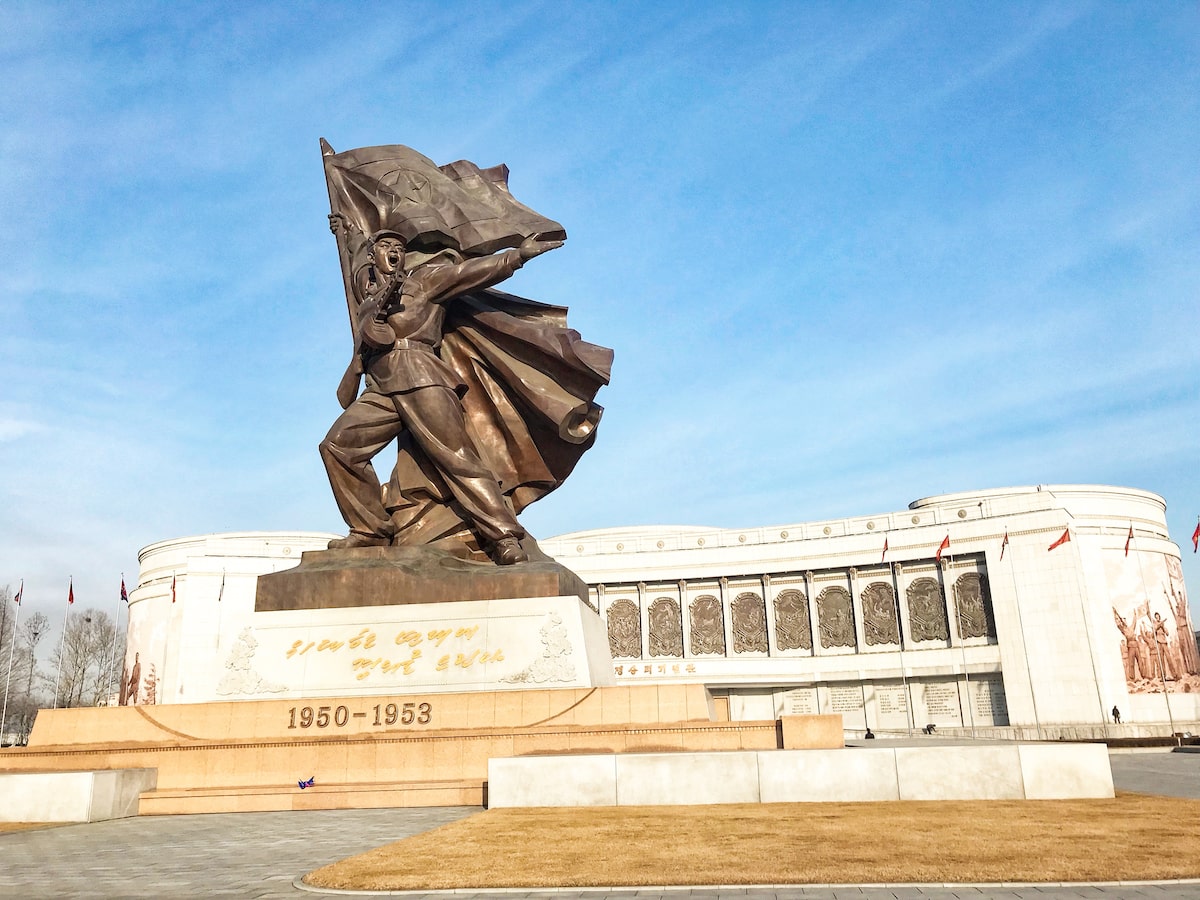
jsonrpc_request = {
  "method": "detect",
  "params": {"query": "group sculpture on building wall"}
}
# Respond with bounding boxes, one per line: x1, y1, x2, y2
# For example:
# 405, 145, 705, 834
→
1111, 553, 1200, 694
601, 556, 995, 660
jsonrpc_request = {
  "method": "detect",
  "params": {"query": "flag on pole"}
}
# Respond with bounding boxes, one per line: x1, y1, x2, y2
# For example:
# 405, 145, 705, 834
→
217, 571, 226, 602
1124, 524, 1134, 557
12, 580, 21, 605
1048, 528, 1071, 551
121, 578, 129, 604
171, 574, 177, 604
68, 577, 74, 604
935, 534, 950, 563
1192, 519, 1199, 553
881, 537, 889, 563
999, 531, 1009, 561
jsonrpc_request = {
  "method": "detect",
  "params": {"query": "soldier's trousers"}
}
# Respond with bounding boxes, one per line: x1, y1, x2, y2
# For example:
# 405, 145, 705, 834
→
319, 386, 522, 544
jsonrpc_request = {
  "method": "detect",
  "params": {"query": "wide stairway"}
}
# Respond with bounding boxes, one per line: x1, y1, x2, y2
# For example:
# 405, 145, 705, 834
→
0, 686, 834, 815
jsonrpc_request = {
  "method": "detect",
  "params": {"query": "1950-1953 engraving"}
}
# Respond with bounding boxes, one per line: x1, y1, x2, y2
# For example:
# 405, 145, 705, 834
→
287, 700, 432, 730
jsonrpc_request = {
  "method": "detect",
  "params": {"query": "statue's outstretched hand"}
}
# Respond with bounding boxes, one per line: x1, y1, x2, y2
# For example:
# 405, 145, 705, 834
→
519, 235, 564, 261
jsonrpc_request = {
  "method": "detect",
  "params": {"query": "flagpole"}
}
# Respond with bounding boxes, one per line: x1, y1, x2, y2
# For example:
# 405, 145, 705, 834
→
103, 575, 124, 705
53, 577, 71, 710
887, 559, 915, 736
1003, 535, 1043, 740
945, 546, 977, 739
1, 584, 21, 745
215, 570, 225, 650
1061, 527, 1110, 739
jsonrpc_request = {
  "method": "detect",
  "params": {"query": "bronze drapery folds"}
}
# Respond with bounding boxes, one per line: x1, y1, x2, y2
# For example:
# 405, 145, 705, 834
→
318, 140, 611, 564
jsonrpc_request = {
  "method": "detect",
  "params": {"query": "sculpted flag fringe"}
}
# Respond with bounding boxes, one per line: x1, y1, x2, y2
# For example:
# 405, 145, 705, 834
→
935, 534, 950, 563
1048, 528, 1071, 551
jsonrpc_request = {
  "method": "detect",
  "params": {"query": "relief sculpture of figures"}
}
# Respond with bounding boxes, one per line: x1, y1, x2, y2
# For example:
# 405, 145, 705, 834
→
861, 582, 899, 646
318, 141, 612, 565
773, 589, 811, 651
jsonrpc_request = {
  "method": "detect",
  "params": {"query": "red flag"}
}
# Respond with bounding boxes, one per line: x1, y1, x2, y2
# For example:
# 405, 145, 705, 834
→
999, 531, 1009, 561
881, 537, 889, 562
1124, 524, 1133, 557
1192, 520, 1199, 554
1048, 528, 1071, 551
935, 534, 950, 563
13, 580, 22, 605
67, 577, 74, 604
171, 574, 177, 604
121, 577, 129, 604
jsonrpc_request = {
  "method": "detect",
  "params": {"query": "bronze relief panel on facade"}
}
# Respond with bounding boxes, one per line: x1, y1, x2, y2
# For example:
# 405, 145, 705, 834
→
606, 598, 641, 658
648, 597, 684, 657
732, 592, 769, 653
773, 588, 812, 651
905, 577, 949, 642
816, 585, 857, 649
689, 594, 726, 655
861, 581, 899, 646
954, 572, 995, 640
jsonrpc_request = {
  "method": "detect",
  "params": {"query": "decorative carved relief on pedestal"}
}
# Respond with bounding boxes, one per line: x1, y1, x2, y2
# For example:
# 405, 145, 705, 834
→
861, 582, 900, 646
648, 596, 684, 657
954, 572, 995, 639
817, 586, 857, 649
689, 594, 726, 655
606, 598, 641, 658
502, 613, 577, 684
216, 627, 288, 696
906, 577, 949, 641
732, 592, 768, 653
773, 589, 812, 651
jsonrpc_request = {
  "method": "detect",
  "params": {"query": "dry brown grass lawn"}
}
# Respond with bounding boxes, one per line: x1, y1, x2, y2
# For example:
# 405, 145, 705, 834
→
305, 794, 1200, 890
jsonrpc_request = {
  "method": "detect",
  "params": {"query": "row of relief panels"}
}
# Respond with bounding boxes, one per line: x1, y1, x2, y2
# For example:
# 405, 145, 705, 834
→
593, 556, 998, 660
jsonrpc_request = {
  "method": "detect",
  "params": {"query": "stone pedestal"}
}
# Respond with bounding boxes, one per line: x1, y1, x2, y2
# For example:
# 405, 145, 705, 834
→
225, 595, 614, 697
254, 544, 589, 611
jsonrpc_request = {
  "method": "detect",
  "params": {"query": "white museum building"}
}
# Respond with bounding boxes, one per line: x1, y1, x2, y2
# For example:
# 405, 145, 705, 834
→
122, 485, 1198, 738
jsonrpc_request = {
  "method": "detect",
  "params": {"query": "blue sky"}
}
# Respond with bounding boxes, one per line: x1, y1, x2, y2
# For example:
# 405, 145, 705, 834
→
2, 1, 1197, 636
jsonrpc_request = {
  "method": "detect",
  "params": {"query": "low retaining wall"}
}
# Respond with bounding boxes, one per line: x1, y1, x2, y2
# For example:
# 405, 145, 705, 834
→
0, 769, 157, 822
487, 743, 1115, 807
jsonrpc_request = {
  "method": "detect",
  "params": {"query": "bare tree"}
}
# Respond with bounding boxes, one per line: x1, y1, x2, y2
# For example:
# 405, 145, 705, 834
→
47, 610, 124, 708
7, 612, 50, 743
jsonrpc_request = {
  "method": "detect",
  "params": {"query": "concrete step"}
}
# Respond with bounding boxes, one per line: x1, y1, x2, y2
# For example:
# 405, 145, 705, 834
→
138, 778, 483, 815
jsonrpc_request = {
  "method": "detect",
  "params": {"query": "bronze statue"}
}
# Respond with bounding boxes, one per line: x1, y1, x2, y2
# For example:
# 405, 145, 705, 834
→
318, 141, 611, 566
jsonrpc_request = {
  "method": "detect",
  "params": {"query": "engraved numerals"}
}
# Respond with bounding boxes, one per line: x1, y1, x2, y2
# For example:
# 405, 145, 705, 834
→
286, 701, 432, 730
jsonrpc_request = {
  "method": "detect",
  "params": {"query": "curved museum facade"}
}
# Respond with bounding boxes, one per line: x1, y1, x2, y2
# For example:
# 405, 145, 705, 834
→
121, 485, 1198, 737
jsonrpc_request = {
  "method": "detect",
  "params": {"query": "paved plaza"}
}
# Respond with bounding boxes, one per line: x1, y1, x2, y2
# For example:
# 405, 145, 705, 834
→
0, 751, 1198, 899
